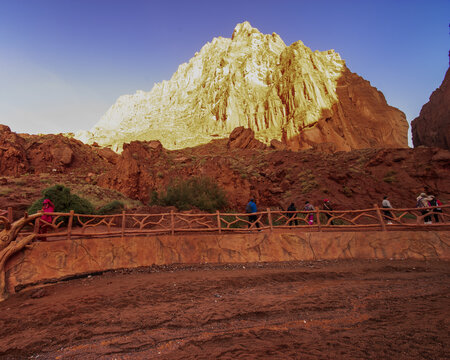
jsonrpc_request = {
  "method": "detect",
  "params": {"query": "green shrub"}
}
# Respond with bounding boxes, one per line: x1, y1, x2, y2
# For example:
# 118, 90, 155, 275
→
97, 200, 124, 215
154, 176, 227, 212
28, 184, 95, 217
149, 190, 159, 206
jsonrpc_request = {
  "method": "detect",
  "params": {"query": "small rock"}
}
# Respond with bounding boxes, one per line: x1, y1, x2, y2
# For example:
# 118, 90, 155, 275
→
30, 288, 48, 299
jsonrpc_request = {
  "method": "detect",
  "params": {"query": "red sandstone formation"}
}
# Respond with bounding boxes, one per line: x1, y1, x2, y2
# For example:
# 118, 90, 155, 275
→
278, 58, 409, 152
0, 125, 29, 176
97, 140, 165, 201
412, 67, 450, 150
0, 125, 114, 176
0, 125, 449, 214
227, 127, 267, 150
98, 137, 450, 211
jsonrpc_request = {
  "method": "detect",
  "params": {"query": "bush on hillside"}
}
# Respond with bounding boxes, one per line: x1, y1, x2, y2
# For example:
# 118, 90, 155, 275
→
151, 176, 227, 212
28, 184, 95, 218
97, 200, 124, 215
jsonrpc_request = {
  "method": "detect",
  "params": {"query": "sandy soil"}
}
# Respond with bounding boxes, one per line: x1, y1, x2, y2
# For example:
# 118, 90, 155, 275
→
0, 260, 449, 359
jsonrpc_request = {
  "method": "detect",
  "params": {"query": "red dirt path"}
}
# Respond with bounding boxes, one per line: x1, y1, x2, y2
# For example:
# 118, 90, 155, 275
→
1, 260, 449, 359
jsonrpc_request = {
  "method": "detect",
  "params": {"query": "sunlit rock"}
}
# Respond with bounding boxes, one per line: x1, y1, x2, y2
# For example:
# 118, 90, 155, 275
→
76, 22, 408, 152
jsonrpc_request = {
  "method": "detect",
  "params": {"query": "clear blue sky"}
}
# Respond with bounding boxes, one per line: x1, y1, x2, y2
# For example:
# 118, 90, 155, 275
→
0, 0, 448, 145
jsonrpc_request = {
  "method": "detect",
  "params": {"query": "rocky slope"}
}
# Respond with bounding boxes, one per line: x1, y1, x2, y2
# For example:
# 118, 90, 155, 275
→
0, 125, 116, 177
76, 22, 408, 152
98, 131, 450, 211
412, 67, 450, 150
2, 125, 448, 215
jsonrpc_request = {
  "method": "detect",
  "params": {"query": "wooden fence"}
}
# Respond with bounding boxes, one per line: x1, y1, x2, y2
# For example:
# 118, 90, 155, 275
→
1, 204, 448, 241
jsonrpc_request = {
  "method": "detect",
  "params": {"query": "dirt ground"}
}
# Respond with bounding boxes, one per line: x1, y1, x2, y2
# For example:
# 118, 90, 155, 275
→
0, 260, 449, 359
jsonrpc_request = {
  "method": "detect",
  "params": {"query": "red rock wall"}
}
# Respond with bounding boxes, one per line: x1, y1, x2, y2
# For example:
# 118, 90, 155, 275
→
412, 67, 450, 150
6, 231, 449, 292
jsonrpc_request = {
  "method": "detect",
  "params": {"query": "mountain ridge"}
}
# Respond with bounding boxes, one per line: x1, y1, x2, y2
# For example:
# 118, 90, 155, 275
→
76, 21, 408, 152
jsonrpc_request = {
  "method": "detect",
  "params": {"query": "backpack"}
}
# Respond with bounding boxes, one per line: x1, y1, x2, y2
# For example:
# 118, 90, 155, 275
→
429, 198, 437, 207
416, 198, 424, 208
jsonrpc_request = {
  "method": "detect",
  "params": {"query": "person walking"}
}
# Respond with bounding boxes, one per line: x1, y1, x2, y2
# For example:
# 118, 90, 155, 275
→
429, 195, 443, 223
416, 193, 432, 224
287, 202, 298, 226
304, 201, 315, 225
322, 199, 334, 225
245, 198, 260, 229
39, 198, 55, 241
381, 196, 393, 224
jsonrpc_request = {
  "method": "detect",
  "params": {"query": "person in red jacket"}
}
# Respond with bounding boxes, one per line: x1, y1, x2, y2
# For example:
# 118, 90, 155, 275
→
39, 198, 55, 240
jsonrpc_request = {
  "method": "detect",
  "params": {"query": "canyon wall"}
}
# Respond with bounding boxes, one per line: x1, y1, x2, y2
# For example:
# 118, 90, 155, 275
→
412, 67, 450, 150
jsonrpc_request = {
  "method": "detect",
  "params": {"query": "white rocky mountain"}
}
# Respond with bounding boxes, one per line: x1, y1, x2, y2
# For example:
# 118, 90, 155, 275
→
76, 22, 407, 152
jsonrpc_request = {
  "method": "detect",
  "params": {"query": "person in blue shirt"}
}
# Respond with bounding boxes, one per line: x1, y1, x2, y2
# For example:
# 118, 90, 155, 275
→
245, 198, 260, 228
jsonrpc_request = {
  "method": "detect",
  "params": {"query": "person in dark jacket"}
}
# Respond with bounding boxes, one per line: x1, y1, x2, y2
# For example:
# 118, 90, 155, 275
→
322, 199, 334, 225
429, 195, 443, 223
287, 202, 298, 226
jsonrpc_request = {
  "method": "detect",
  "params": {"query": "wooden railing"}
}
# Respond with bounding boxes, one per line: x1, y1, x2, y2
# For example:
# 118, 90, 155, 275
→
1, 204, 448, 241
0, 207, 13, 223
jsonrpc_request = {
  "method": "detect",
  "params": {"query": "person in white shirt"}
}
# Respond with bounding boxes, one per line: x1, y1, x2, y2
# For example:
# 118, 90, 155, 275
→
381, 196, 393, 224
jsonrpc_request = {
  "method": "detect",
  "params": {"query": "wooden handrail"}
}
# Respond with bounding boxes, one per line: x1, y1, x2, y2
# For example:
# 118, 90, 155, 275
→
7, 204, 448, 241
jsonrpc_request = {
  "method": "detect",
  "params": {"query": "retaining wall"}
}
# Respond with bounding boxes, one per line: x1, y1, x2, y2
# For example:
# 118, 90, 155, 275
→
6, 230, 450, 292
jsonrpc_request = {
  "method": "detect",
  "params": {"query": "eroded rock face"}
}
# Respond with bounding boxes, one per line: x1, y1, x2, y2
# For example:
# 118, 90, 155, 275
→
0, 126, 113, 175
412, 67, 450, 150
97, 140, 165, 201
76, 22, 408, 152
0, 125, 29, 176
227, 127, 267, 150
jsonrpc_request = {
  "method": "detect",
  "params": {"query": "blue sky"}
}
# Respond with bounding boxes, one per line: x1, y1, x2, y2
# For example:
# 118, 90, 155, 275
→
0, 0, 448, 145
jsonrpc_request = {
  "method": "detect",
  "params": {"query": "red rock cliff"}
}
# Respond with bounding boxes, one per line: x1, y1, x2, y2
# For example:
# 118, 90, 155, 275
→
412, 67, 450, 150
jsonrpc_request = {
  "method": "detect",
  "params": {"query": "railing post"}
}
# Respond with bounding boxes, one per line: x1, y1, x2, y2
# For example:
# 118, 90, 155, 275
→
316, 207, 321, 232
267, 208, 273, 232
7, 207, 12, 222
374, 204, 386, 231
67, 210, 74, 241
216, 210, 221, 234
34, 217, 40, 234
121, 211, 126, 240
170, 210, 175, 236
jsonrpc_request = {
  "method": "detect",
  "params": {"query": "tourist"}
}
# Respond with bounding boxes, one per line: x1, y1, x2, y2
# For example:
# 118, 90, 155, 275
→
287, 202, 298, 226
429, 195, 443, 223
381, 196, 394, 224
304, 201, 315, 225
322, 199, 334, 225
245, 198, 259, 228
416, 193, 432, 224
39, 198, 55, 240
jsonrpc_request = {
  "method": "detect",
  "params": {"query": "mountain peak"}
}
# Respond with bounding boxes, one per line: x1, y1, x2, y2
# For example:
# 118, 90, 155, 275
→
231, 21, 260, 40
77, 23, 408, 153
